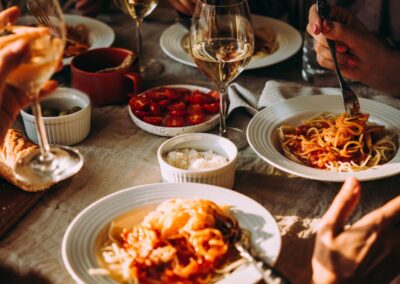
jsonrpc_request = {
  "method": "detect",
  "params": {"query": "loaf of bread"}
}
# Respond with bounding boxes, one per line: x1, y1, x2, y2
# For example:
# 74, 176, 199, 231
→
0, 129, 53, 192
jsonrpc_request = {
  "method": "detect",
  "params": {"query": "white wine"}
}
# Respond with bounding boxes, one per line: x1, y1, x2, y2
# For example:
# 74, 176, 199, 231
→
191, 38, 253, 84
7, 34, 63, 96
122, 0, 158, 20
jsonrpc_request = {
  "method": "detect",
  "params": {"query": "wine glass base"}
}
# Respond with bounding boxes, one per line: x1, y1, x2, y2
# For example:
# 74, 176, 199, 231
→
14, 146, 84, 185
210, 127, 248, 150
140, 59, 164, 78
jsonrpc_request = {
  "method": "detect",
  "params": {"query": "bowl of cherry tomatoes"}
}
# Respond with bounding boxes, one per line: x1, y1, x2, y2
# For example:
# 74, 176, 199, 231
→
128, 85, 220, 137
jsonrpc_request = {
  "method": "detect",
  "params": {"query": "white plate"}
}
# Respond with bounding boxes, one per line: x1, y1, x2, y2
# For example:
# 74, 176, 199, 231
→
63, 14, 115, 65
160, 15, 302, 70
128, 85, 219, 137
247, 95, 400, 182
62, 183, 281, 284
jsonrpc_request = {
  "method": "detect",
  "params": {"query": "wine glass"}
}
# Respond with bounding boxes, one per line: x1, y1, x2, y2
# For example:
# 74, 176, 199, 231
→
190, 0, 254, 149
113, 0, 163, 77
2, 0, 83, 185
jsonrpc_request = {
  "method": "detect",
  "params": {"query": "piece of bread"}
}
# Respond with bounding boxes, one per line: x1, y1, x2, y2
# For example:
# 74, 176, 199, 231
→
0, 129, 53, 192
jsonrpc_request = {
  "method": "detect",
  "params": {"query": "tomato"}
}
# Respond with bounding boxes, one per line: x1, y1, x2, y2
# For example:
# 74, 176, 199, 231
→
143, 116, 163, 125
164, 88, 182, 100
164, 116, 185, 127
188, 91, 212, 104
168, 110, 187, 117
207, 90, 220, 102
157, 99, 172, 109
167, 101, 186, 111
187, 104, 204, 113
129, 96, 149, 111
145, 89, 167, 101
133, 110, 149, 118
149, 102, 162, 116
203, 102, 219, 114
187, 112, 206, 125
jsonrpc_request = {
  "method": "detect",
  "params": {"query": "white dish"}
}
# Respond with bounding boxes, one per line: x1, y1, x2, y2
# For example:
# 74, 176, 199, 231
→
63, 14, 115, 65
247, 95, 400, 182
62, 183, 281, 284
128, 85, 219, 137
158, 133, 238, 188
160, 15, 302, 70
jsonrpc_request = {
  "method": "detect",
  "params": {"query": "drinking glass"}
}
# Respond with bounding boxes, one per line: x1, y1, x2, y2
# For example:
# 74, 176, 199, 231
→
113, 0, 163, 77
2, 0, 83, 185
190, 0, 254, 149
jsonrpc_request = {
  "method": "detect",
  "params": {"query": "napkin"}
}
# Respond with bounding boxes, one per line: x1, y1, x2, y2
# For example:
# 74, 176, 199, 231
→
227, 80, 400, 116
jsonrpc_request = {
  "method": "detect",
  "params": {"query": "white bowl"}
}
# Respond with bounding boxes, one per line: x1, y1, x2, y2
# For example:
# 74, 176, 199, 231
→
157, 133, 238, 189
21, 88, 91, 146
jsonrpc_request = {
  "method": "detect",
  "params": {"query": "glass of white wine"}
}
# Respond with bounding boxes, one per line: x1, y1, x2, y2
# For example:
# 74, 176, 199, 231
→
190, 0, 254, 149
113, 0, 163, 77
2, 0, 83, 185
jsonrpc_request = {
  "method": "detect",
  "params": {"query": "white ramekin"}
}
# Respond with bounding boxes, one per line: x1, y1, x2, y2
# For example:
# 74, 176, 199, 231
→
157, 133, 238, 189
21, 87, 91, 146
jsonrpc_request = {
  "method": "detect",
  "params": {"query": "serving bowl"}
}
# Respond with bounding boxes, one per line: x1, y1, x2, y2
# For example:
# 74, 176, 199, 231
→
21, 88, 91, 146
157, 133, 238, 189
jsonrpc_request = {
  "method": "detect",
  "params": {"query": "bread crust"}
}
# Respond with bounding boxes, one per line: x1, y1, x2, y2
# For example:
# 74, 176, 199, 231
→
0, 129, 53, 192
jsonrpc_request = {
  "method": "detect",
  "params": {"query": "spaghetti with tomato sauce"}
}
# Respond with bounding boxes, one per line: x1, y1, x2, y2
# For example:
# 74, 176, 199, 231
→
278, 113, 398, 172
90, 199, 250, 283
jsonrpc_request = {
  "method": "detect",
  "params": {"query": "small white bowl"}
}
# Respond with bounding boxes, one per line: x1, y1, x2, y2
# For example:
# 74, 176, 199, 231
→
157, 133, 238, 189
21, 88, 91, 146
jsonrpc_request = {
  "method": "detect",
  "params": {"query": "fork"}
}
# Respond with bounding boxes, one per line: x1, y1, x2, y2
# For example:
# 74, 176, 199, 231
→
26, 0, 55, 27
316, 0, 360, 116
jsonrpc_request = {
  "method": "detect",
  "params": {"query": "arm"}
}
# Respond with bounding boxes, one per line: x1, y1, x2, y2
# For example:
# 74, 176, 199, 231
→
74, 0, 110, 16
307, 4, 400, 96
312, 177, 400, 283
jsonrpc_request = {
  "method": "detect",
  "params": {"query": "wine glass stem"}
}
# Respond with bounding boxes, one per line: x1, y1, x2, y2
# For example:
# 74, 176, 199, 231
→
218, 83, 228, 136
134, 19, 143, 66
31, 96, 54, 164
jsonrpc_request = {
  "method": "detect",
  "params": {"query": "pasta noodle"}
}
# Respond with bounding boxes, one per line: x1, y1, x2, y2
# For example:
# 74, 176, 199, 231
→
91, 199, 250, 284
278, 112, 398, 172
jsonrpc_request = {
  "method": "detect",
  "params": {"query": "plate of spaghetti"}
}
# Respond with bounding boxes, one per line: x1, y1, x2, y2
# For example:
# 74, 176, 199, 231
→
62, 183, 281, 284
63, 14, 115, 65
247, 95, 400, 182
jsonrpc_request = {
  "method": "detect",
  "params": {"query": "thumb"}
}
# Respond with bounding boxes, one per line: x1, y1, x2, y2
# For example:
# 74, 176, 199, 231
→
0, 39, 30, 85
321, 177, 361, 235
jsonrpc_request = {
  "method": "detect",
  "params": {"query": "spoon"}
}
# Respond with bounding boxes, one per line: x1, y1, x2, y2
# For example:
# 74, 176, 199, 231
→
96, 53, 137, 73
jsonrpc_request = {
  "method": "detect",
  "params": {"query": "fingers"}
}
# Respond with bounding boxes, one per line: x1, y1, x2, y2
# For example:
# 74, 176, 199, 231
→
0, 6, 20, 27
0, 40, 30, 105
76, 0, 102, 16
355, 195, 400, 231
321, 177, 361, 235
308, 4, 322, 35
315, 42, 358, 68
169, 0, 195, 16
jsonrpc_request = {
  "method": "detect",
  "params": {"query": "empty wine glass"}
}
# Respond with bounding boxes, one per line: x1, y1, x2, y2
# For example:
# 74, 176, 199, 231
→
2, 0, 83, 185
190, 0, 254, 149
113, 0, 163, 77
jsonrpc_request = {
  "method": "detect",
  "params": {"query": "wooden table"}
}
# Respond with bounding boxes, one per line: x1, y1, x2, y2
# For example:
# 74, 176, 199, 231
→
1, 7, 399, 284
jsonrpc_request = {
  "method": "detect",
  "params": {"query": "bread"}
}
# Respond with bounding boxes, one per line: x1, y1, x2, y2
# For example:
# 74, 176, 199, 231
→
0, 129, 53, 192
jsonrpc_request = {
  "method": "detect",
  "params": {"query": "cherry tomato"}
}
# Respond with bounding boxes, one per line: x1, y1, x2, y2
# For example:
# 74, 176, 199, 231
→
164, 116, 185, 127
164, 88, 182, 100
188, 91, 212, 104
207, 90, 220, 102
157, 99, 172, 109
167, 101, 186, 111
133, 110, 149, 118
129, 96, 149, 111
143, 116, 163, 125
203, 102, 219, 114
145, 89, 167, 101
149, 102, 162, 116
187, 112, 206, 125
187, 104, 204, 113
168, 110, 187, 117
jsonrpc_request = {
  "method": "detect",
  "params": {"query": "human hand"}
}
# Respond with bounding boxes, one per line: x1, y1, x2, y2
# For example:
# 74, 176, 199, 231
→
168, 0, 197, 16
312, 177, 400, 283
306, 4, 400, 95
75, 0, 108, 16
0, 7, 58, 144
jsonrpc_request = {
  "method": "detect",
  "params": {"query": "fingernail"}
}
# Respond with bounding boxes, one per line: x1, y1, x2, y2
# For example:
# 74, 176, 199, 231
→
324, 21, 333, 33
345, 177, 360, 194
312, 23, 319, 34
348, 58, 357, 67
336, 45, 347, 53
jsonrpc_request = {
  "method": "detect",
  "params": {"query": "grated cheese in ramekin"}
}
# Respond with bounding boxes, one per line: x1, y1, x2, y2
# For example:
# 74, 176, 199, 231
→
166, 149, 228, 170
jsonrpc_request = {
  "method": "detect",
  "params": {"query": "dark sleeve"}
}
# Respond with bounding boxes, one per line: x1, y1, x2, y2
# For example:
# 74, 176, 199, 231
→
248, 0, 288, 18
